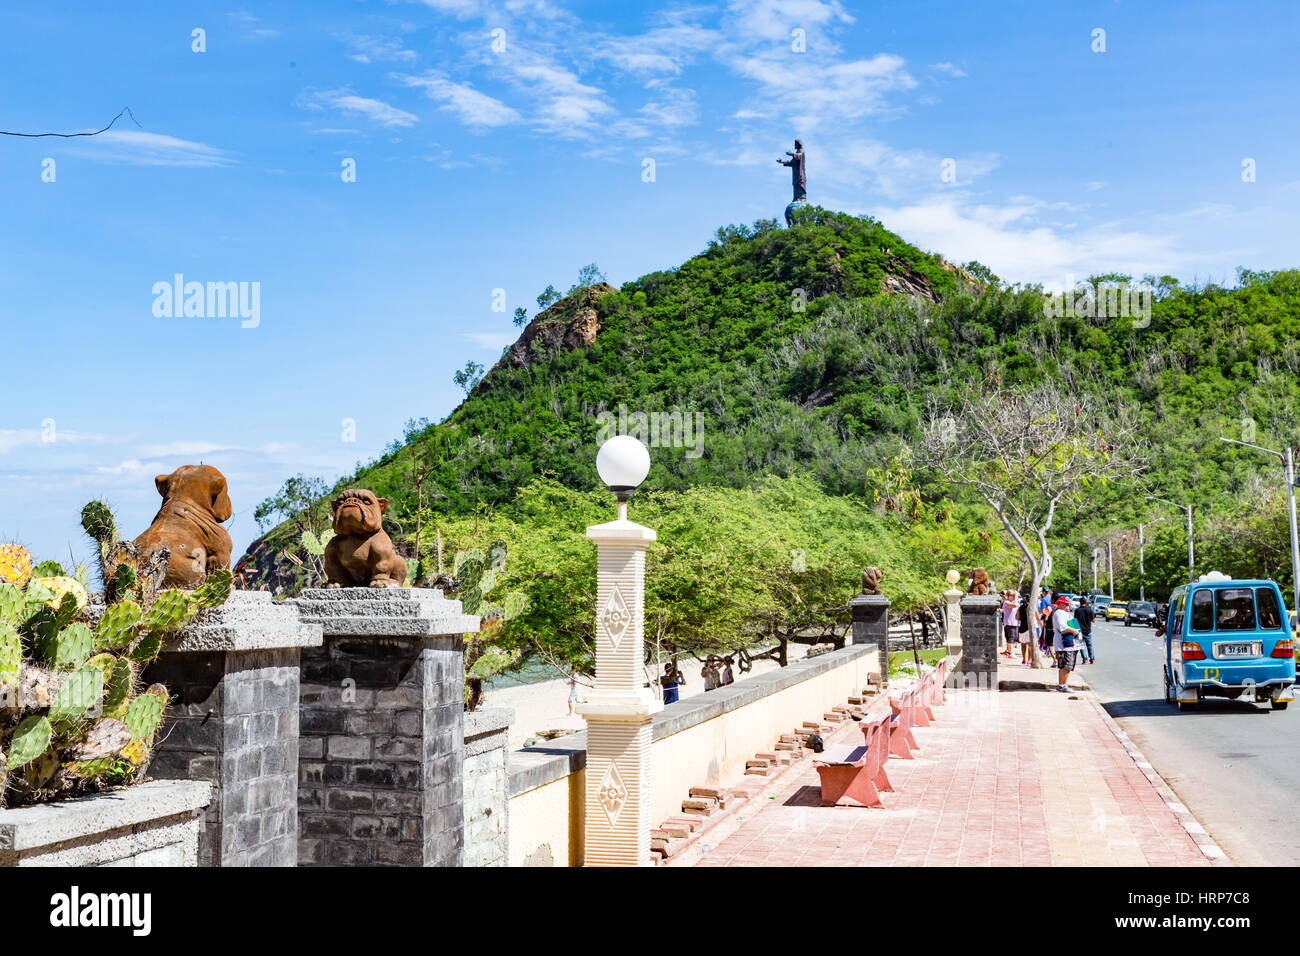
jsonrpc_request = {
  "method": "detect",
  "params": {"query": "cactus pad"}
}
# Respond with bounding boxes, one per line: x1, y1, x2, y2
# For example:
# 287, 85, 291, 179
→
0, 583, 22, 625
143, 589, 198, 632
49, 665, 104, 725
80, 500, 117, 543
31, 560, 66, 579
477, 568, 497, 596
111, 561, 137, 596
50, 622, 94, 670
0, 543, 33, 586
502, 591, 529, 621
457, 558, 485, 592
192, 568, 233, 609
124, 688, 166, 742
0, 621, 20, 694
486, 538, 508, 570
461, 586, 483, 615
129, 631, 164, 664
94, 599, 142, 650
103, 658, 135, 717
7, 715, 52, 768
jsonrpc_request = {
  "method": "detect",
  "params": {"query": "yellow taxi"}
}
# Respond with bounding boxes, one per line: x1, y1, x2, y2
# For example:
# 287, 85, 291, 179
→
1105, 601, 1128, 621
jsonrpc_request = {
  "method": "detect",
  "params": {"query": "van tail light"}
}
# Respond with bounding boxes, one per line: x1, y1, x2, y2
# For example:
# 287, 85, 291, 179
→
1181, 642, 1206, 661
1272, 640, 1294, 659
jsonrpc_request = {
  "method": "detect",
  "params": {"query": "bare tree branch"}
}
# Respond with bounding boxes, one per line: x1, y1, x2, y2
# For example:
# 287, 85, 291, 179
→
1, 106, 141, 139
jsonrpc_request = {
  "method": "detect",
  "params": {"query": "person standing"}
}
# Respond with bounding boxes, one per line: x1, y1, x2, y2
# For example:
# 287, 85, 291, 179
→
566, 666, 582, 716
1002, 590, 1020, 659
720, 657, 735, 687
660, 663, 685, 705
1076, 597, 1096, 664
701, 656, 720, 692
1051, 596, 1082, 692
1017, 587, 1036, 665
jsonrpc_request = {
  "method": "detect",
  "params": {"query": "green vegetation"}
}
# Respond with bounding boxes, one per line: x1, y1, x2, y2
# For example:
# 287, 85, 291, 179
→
889, 647, 947, 679
243, 205, 1300, 665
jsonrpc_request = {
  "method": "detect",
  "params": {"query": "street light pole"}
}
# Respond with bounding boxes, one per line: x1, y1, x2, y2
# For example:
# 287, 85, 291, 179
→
1138, 523, 1145, 602
1107, 537, 1113, 597
1148, 496, 1195, 584
1219, 436, 1300, 614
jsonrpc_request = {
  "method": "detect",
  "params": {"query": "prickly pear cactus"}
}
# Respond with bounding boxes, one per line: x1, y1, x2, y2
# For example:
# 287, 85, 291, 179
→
142, 589, 198, 632
192, 568, 233, 609
0, 498, 230, 807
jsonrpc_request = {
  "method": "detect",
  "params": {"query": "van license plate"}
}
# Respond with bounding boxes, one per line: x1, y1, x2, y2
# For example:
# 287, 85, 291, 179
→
1214, 642, 1261, 658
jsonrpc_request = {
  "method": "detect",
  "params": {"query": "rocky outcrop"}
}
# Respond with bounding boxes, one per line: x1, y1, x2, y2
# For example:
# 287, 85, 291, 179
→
505, 282, 616, 369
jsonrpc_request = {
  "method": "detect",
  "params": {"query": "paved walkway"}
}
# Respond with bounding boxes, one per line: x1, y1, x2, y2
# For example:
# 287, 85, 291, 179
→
695, 658, 1215, 867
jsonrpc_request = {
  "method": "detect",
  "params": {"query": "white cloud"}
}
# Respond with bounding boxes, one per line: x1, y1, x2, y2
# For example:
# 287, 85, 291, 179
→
462, 331, 517, 350
930, 61, 967, 78
399, 72, 521, 127
306, 90, 419, 128
76, 130, 236, 167
345, 34, 418, 64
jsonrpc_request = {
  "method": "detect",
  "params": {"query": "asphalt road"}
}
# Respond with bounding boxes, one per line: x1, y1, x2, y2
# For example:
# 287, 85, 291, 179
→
1081, 617, 1298, 866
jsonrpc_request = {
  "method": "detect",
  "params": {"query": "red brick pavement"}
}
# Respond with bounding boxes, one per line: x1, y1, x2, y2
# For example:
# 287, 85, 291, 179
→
694, 663, 1213, 867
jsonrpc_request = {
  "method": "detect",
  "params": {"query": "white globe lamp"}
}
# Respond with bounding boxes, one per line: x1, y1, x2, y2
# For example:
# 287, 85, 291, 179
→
596, 435, 651, 518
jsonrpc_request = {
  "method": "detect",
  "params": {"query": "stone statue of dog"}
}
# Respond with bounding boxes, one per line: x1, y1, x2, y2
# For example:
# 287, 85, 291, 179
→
133, 464, 233, 588
323, 489, 407, 588
861, 566, 884, 595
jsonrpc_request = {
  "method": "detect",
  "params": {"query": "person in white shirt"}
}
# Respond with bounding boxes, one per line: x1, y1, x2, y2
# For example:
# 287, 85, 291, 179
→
1050, 596, 1082, 692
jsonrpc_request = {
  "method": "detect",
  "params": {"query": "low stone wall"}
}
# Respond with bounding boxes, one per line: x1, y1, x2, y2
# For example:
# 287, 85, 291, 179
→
463, 708, 512, 867
505, 642, 879, 866
0, 781, 211, 867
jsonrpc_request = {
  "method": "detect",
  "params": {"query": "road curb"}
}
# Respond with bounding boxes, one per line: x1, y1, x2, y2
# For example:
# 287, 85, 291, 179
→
1082, 681, 1231, 866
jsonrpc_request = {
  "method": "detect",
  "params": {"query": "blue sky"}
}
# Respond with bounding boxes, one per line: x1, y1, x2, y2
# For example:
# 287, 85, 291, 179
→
2, 0, 1298, 566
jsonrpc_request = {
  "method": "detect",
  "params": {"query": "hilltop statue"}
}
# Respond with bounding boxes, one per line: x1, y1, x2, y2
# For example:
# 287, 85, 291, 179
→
861, 566, 883, 596
777, 139, 808, 226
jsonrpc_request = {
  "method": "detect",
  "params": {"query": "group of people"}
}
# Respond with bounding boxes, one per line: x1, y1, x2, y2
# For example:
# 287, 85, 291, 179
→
998, 587, 1098, 692
657, 655, 735, 705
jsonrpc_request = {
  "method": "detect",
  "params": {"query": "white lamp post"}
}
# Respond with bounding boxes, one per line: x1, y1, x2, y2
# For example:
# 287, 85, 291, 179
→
580, 436, 660, 866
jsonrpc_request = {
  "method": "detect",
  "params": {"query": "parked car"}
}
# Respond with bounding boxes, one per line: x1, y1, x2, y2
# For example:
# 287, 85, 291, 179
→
1093, 595, 1114, 615
1105, 601, 1128, 621
1163, 577, 1295, 711
1125, 601, 1158, 627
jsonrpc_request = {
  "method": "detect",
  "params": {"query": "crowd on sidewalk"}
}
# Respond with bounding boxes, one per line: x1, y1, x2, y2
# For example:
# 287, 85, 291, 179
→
999, 587, 1097, 693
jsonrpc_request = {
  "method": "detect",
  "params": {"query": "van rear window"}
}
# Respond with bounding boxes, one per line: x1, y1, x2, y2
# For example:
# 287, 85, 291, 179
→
1190, 590, 1214, 631
1215, 588, 1257, 631
1256, 588, 1284, 630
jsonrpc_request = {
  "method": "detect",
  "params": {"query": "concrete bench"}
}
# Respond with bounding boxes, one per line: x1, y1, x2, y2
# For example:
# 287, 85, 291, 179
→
813, 711, 892, 808
888, 685, 920, 759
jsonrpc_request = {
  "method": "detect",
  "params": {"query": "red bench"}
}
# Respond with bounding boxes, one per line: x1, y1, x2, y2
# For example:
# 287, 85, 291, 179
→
888, 686, 920, 759
813, 710, 893, 807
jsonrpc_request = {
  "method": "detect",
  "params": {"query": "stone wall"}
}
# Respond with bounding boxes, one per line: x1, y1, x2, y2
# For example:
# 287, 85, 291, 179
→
0, 781, 210, 867
463, 708, 512, 867
959, 594, 1000, 686
145, 648, 301, 866
506, 641, 879, 866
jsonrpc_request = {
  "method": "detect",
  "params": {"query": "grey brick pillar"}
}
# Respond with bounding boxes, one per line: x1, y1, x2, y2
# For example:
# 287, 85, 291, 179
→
143, 591, 322, 867
463, 707, 513, 867
849, 593, 890, 688
292, 588, 479, 867
959, 594, 1000, 689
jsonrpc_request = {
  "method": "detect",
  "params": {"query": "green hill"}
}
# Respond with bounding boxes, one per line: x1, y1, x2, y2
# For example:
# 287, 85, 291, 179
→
238, 207, 1300, 602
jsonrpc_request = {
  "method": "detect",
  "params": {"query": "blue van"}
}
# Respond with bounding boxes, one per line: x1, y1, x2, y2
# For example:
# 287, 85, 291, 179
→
1163, 576, 1296, 711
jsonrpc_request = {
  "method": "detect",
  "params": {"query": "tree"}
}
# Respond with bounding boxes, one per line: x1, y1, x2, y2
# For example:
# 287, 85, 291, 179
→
253, 474, 331, 535
913, 380, 1145, 664
513, 306, 528, 327
452, 360, 484, 395
536, 285, 561, 310
570, 263, 607, 293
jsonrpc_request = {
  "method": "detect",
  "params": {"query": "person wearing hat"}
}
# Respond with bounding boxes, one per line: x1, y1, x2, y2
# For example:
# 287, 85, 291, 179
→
1050, 595, 1082, 692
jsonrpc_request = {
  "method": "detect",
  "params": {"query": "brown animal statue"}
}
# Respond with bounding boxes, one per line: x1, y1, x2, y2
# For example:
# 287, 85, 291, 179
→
324, 489, 407, 588
861, 566, 884, 595
969, 567, 990, 595
133, 464, 233, 589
